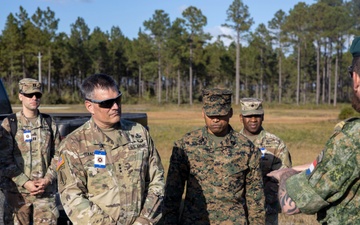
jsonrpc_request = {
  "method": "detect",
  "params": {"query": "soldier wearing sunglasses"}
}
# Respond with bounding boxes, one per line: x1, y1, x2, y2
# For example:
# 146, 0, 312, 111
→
0, 78, 61, 225
57, 74, 165, 225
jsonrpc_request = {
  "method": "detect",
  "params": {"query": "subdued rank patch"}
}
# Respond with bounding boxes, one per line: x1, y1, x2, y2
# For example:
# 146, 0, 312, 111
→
57, 154, 65, 171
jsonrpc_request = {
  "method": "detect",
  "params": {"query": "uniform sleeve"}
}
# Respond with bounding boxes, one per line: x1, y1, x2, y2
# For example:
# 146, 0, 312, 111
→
136, 129, 165, 224
273, 139, 292, 170
0, 118, 30, 187
245, 143, 266, 224
162, 140, 188, 225
57, 138, 116, 225
44, 119, 61, 183
286, 122, 359, 214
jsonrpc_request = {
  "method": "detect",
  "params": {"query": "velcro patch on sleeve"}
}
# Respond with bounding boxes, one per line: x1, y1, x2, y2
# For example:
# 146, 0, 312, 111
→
57, 154, 65, 171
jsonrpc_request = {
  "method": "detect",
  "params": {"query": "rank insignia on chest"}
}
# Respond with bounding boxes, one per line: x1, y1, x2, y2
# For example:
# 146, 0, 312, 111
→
94, 150, 106, 168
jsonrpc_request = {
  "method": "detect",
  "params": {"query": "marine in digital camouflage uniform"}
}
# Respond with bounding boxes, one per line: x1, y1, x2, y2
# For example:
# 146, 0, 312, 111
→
163, 88, 265, 225
57, 74, 164, 225
268, 36, 360, 225
0, 78, 61, 225
239, 98, 292, 225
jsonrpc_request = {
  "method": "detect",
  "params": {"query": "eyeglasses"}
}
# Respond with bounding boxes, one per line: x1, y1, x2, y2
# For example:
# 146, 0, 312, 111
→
86, 93, 122, 108
22, 92, 42, 99
348, 65, 354, 78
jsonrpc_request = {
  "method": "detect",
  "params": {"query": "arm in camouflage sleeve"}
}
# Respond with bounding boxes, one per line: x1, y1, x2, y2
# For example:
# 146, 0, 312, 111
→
245, 143, 266, 224
283, 121, 360, 215
44, 120, 61, 184
135, 128, 165, 224
274, 139, 292, 169
0, 118, 31, 187
162, 141, 188, 225
57, 140, 116, 225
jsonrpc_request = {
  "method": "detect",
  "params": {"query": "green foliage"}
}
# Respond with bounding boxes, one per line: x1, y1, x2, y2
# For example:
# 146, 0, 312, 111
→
0, 2, 358, 106
338, 106, 360, 120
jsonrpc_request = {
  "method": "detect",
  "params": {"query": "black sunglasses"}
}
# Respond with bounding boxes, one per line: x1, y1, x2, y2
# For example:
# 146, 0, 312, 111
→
86, 93, 122, 108
22, 92, 42, 99
348, 65, 354, 78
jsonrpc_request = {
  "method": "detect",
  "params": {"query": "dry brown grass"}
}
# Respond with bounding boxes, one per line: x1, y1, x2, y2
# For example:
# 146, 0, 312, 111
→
40, 103, 343, 225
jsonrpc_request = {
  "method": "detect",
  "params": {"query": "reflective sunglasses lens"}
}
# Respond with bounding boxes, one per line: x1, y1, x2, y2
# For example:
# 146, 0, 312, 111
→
23, 93, 42, 99
99, 96, 121, 108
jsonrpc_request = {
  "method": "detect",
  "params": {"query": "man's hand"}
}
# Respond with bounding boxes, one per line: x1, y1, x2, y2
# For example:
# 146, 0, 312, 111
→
33, 178, 50, 190
23, 178, 50, 196
23, 180, 44, 196
267, 168, 294, 181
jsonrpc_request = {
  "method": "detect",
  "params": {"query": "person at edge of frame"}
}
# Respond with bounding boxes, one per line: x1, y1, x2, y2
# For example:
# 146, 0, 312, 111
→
0, 78, 61, 225
268, 36, 360, 225
239, 97, 292, 225
162, 87, 265, 225
57, 73, 165, 225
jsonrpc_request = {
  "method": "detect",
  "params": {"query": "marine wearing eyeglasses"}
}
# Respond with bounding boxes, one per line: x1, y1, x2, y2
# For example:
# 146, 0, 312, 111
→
57, 73, 165, 225
0, 78, 61, 225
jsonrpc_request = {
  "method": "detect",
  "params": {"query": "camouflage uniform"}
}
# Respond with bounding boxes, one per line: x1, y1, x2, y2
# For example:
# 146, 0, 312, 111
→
57, 118, 165, 225
285, 117, 360, 225
163, 88, 265, 225
0, 78, 60, 225
239, 98, 292, 225
1, 116, 60, 224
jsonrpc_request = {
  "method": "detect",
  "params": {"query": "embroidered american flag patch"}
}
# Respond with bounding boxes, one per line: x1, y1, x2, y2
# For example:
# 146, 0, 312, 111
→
57, 154, 65, 171
305, 159, 318, 176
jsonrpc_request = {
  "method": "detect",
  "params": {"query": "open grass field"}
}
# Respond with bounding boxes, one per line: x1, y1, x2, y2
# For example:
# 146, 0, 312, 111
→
39, 103, 348, 225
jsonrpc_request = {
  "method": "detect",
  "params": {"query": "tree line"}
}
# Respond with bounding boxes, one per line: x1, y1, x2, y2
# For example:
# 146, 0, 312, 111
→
0, 0, 359, 105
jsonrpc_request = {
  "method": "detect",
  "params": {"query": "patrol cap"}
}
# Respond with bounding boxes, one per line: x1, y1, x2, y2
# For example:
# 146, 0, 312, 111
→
202, 88, 232, 116
19, 78, 42, 94
350, 36, 360, 57
240, 98, 264, 116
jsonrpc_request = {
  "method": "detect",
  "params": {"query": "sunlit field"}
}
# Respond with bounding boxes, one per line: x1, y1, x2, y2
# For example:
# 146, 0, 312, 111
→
38, 103, 348, 225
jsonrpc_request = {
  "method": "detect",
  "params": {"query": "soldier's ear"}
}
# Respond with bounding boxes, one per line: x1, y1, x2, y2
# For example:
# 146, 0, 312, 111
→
85, 100, 95, 114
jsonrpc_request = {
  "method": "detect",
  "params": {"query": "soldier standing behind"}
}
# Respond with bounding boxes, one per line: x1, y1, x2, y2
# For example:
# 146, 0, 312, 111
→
57, 73, 165, 225
163, 88, 265, 225
0, 78, 60, 225
268, 36, 360, 225
239, 98, 292, 225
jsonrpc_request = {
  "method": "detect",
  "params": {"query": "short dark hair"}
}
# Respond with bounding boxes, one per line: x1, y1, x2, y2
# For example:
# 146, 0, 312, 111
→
80, 74, 119, 99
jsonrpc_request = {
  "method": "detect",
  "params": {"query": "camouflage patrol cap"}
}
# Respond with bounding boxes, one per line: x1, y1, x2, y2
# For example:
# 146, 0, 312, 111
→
202, 88, 232, 116
350, 36, 360, 57
240, 98, 264, 116
19, 78, 42, 94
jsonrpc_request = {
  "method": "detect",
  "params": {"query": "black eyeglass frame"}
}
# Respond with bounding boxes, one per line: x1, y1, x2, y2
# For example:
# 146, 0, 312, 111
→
21, 92, 43, 99
85, 93, 122, 108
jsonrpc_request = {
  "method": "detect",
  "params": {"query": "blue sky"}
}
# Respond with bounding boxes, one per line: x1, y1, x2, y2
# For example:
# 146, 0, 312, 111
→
1, 0, 316, 43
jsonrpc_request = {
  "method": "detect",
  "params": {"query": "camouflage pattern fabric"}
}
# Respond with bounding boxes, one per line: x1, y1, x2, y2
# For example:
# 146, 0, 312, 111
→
286, 117, 360, 225
240, 128, 292, 225
57, 118, 165, 225
202, 88, 232, 116
18, 78, 42, 94
163, 125, 265, 225
0, 111, 61, 224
